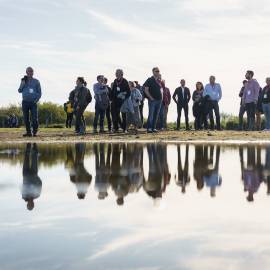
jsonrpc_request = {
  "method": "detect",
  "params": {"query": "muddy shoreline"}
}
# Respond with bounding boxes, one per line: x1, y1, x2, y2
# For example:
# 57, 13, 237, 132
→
1, 129, 270, 144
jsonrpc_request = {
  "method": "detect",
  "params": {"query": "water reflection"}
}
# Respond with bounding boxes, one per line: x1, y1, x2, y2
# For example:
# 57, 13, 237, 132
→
66, 143, 92, 199
1, 142, 270, 208
21, 143, 42, 210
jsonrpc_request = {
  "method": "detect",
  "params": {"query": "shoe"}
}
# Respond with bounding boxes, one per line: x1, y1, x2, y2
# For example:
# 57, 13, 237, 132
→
147, 129, 153, 133
153, 129, 158, 133
93, 129, 98, 134
23, 133, 32, 137
99, 129, 105, 133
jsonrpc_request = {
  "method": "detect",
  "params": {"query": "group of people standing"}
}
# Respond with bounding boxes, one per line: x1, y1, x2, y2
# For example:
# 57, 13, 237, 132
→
17, 66, 270, 136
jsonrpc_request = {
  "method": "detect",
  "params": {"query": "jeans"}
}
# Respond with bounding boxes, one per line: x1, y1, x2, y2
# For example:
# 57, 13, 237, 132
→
263, 103, 270, 129
93, 105, 106, 130
238, 105, 246, 130
205, 100, 220, 130
147, 100, 161, 130
157, 103, 165, 129
75, 108, 86, 134
22, 100, 38, 134
246, 102, 256, 131
105, 105, 112, 131
66, 113, 73, 128
177, 104, 189, 129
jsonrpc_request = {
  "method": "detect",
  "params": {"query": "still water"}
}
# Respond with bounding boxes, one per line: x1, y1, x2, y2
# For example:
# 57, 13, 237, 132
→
0, 142, 270, 270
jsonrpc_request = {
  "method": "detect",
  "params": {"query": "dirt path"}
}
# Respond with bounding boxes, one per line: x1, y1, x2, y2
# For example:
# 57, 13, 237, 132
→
1, 128, 270, 144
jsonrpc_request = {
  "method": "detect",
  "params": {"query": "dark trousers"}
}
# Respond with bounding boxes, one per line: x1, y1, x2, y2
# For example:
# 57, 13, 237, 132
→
105, 105, 112, 131
111, 102, 126, 131
22, 100, 38, 134
246, 102, 256, 131
139, 103, 144, 127
75, 109, 86, 133
177, 104, 189, 129
93, 105, 105, 130
238, 105, 247, 130
193, 104, 203, 130
66, 113, 73, 128
204, 100, 220, 130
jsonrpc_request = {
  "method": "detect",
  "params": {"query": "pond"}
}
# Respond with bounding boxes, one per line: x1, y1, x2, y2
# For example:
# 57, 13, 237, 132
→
0, 142, 270, 270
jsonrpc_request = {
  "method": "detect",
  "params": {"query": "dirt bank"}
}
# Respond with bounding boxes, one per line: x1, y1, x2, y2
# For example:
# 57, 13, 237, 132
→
0, 128, 270, 144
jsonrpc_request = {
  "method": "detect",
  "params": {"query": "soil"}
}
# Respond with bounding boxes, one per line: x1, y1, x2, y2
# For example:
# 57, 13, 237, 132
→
1, 128, 270, 144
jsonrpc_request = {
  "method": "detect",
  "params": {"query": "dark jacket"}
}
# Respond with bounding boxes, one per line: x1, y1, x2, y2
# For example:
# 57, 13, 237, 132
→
173, 87, 191, 106
69, 86, 92, 111
262, 86, 270, 104
111, 78, 130, 106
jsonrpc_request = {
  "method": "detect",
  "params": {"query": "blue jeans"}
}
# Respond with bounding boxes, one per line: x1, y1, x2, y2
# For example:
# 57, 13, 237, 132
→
22, 100, 38, 134
157, 103, 164, 129
263, 103, 270, 129
93, 105, 105, 130
147, 100, 161, 130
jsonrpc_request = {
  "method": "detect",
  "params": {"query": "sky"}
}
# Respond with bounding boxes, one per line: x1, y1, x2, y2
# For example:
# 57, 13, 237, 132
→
1, 0, 270, 121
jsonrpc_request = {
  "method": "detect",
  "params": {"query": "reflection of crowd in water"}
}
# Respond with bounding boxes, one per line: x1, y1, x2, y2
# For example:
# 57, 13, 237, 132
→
18, 143, 270, 210
239, 146, 270, 202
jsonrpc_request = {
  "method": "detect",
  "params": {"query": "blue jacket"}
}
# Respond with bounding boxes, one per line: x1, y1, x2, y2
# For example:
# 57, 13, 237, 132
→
18, 78, 42, 103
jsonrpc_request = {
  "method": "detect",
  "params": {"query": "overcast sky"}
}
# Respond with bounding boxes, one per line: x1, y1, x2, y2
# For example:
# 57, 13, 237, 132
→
1, 0, 270, 121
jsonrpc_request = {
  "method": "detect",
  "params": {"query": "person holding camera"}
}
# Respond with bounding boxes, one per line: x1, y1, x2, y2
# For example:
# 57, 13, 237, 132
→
18, 67, 42, 137
93, 75, 109, 133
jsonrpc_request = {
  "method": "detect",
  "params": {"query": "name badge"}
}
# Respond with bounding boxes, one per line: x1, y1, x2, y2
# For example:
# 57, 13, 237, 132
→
160, 88, 163, 92
247, 90, 251, 95
117, 87, 120, 92
29, 88, 34, 94
264, 94, 267, 98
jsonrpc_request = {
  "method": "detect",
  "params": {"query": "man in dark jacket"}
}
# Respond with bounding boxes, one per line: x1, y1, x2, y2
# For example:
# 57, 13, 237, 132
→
173, 79, 191, 130
111, 69, 130, 132
69, 77, 92, 135
18, 67, 42, 137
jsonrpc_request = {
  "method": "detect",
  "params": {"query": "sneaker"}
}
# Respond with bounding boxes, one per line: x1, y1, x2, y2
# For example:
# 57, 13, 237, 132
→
153, 129, 158, 133
147, 129, 153, 133
93, 129, 98, 134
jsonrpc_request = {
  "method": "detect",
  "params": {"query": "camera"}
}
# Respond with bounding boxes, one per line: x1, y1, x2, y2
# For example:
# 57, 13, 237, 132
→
21, 75, 28, 82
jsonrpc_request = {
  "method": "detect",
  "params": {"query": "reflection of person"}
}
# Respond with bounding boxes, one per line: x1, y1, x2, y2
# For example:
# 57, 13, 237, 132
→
264, 147, 270, 195
67, 143, 92, 199
110, 144, 130, 205
203, 146, 222, 197
124, 144, 144, 194
21, 143, 42, 211
175, 145, 190, 193
143, 144, 170, 202
94, 144, 111, 200
193, 145, 206, 190
239, 146, 263, 202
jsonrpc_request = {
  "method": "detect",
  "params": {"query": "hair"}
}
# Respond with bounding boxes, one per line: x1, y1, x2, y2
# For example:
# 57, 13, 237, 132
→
116, 69, 123, 75
129, 81, 135, 88
77, 77, 87, 86
152, 67, 159, 72
196, 81, 204, 91
26, 66, 33, 72
246, 70, 254, 78
242, 80, 248, 84
97, 75, 103, 81
104, 77, 108, 84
